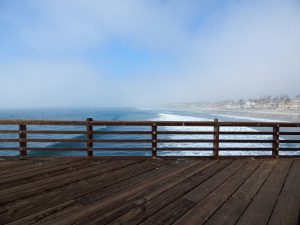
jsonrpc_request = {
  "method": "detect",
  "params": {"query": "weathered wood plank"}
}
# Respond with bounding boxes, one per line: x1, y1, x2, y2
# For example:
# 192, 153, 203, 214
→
0, 160, 170, 223
0, 160, 102, 189
204, 159, 277, 225
235, 159, 293, 225
38, 160, 202, 225
109, 160, 232, 225
0, 160, 140, 204
77, 160, 218, 225
268, 159, 300, 225
172, 159, 262, 225
0, 159, 38, 170
139, 159, 248, 225
0, 159, 79, 178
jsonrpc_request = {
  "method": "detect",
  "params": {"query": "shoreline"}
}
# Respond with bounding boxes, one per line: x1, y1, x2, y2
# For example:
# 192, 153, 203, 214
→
168, 107, 300, 121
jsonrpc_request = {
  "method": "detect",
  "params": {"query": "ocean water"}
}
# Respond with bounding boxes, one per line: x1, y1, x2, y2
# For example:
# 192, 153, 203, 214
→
0, 108, 299, 156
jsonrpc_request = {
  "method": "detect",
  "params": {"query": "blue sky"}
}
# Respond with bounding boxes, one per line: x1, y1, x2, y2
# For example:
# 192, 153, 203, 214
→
0, 0, 299, 107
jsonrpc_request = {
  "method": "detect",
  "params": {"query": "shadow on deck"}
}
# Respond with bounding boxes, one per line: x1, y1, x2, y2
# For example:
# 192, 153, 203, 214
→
0, 158, 299, 225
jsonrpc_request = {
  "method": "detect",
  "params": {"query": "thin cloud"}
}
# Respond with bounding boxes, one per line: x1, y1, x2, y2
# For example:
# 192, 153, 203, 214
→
0, 0, 299, 107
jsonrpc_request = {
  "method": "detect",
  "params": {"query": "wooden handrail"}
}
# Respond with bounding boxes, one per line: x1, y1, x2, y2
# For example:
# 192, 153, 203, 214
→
0, 118, 299, 158
0, 119, 299, 127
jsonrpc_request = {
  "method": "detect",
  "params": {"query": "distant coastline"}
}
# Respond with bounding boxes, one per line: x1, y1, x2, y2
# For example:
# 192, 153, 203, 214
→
168, 107, 300, 121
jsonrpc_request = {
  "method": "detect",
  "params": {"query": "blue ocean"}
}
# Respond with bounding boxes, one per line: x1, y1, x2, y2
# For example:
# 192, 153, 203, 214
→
0, 108, 299, 156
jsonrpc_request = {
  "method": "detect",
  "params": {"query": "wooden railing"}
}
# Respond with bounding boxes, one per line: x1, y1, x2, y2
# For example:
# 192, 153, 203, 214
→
0, 119, 299, 158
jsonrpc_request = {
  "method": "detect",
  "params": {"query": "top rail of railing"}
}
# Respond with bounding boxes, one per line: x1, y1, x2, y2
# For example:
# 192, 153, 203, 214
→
0, 119, 299, 127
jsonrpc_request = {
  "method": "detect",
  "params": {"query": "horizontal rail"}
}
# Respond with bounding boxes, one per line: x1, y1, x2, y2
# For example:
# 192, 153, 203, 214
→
0, 130, 19, 134
0, 130, 152, 135
0, 147, 20, 150
280, 140, 300, 143
218, 122, 300, 127
157, 131, 214, 135
0, 118, 299, 158
157, 139, 214, 143
3, 138, 291, 143
219, 131, 273, 135
0, 120, 88, 125
279, 132, 300, 135
0, 139, 152, 143
1, 130, 298, 135
24, 130, 89, 134
276, 148, 300, 151
0, 119, 299, 127
0, 147, 152, 151
0, 120, 213, 126
219, 139, 274, 143
156, 147, 215, 151
218, 147, 274, 151
1, 147, 299, 151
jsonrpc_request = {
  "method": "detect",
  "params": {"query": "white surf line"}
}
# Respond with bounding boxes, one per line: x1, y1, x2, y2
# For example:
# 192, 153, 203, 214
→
154, 113, 274, 156
211, 113, 288, 122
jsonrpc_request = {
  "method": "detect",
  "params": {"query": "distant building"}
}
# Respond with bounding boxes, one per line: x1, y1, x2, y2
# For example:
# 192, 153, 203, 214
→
169, 95, 300, 111
245, 101, 256, 109
289, 99, 300, 110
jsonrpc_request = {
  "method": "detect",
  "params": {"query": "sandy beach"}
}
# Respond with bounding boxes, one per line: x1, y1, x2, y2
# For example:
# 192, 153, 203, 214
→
170, 107, 300, 121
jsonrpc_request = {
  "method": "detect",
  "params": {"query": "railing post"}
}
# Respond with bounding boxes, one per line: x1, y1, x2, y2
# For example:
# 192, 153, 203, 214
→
152, 123, 157, 158
86, 118, 93, 157
19, 124, 27, 158
272, 124, 279, 157
213, 119, 219, 158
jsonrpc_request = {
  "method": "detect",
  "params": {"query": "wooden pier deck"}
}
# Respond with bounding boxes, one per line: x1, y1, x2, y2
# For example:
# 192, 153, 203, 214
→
0, 158, 299, 225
